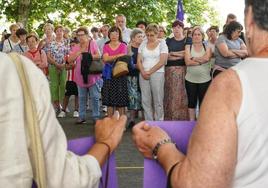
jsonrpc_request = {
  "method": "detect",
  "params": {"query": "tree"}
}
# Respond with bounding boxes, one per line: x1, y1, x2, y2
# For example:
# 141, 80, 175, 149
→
0, 0, 219, 32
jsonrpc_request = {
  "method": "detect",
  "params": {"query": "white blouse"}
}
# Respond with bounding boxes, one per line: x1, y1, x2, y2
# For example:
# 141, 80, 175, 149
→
0, 52, 102, 188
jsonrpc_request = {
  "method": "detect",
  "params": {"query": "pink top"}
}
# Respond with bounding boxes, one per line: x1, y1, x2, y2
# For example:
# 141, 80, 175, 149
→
23, 49, 48, 72
70, 40, 101, 88
103, 42, 128, 59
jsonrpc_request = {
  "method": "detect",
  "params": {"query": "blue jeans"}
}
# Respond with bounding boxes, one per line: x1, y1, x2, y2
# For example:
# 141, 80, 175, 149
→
78, 83, 100, 120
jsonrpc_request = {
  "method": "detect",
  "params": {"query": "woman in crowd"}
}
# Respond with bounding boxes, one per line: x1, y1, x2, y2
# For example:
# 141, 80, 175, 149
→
23, 34, 48, 74
39, 23, 55, 52
213, 21, 248, 77
127, 28, 144, 128
0, 52, 127, 187
207, 26, 219, 72
102, 26, 128, 117
13, 28, 28, 54
68, 26, 102, 123
158, 25, 167, 40
47, 25, 69, 113
137, 24, 168, 121
133, 1, 268, 187
164, 20, 189, 120
2, 24, 20, 53
185, 26, 212, 120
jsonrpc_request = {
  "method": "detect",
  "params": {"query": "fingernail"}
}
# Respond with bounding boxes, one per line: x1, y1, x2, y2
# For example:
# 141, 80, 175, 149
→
114, 111, 120, 120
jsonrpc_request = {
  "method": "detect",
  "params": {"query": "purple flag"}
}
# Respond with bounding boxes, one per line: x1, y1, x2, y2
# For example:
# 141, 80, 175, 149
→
176, 0, 184, 21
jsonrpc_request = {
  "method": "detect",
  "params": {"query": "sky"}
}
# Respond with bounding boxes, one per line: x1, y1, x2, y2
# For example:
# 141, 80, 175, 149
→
212, 0, 245, 26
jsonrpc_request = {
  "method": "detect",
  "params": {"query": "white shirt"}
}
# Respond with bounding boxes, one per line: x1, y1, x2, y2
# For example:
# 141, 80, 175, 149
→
122, 27, 132, 44
0, 52, 102, 188
2, 38, 20, 53
232, 58, 268, 188
138, 39, 168, 73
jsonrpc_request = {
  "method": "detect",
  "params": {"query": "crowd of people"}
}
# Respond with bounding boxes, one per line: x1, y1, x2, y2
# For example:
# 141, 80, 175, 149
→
0, 13, 248, 127
1, 0, 268, 187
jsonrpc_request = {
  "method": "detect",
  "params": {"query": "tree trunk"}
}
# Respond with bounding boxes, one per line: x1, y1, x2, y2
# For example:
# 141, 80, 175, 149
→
17, 0, 31, 28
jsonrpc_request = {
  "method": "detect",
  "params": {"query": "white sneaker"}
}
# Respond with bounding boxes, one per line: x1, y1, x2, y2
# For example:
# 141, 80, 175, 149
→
58, 111, 66, 118
73, 111, 79, 118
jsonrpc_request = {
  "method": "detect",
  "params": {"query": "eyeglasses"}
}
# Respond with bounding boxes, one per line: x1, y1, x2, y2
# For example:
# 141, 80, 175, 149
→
146, 34, 156, 37
77, 33, 86, 37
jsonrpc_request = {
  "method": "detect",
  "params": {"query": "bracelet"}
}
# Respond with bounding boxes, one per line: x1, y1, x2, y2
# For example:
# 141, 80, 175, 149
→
152, 138, 175, 160
166, 161, 182, 188
97, 141, 111, 155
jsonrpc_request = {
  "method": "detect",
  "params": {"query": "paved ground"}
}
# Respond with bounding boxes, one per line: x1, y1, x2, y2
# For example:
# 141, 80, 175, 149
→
58, 109, 144, 188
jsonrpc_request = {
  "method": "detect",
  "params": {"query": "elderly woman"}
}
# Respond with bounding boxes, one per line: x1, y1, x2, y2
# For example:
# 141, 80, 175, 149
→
158, 25, 167, 40
127, 28, 144, 127
102, 26, 128, 117
2, 24, 20, 53
133, 0, 268, 187
213, 21, 248, 77
23, 34, 48, 74
13, 28, 28, 54
164, 20, 189, 120
47, 25, 69, 113
68, 26, 102, 123
185, 26, 212, 120
137, 24, 168, 121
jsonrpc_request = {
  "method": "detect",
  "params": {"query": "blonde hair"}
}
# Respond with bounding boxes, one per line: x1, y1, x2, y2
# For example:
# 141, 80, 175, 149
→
192, 26, 205, 40
9, 24, 19, 32
145, 23, 159, 35
43, 23, 54, 32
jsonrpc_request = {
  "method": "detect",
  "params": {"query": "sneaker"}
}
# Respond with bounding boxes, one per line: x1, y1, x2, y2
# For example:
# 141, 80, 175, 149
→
58, 111, 66, 118
76, 119, 86, 124
66, 107, 70, 113
73, 111, 79, 118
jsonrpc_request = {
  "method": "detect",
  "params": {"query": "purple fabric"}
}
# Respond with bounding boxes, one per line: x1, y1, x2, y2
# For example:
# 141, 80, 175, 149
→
33, 137, 118, 188
143, 121, 196, 188
67, 137, 118, 188
176, 0, 184, 21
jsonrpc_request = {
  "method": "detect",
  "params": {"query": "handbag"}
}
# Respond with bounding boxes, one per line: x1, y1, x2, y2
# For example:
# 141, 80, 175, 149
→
9, 53, 47, 188
87, 41, 103, 74
112, 55, 131, 78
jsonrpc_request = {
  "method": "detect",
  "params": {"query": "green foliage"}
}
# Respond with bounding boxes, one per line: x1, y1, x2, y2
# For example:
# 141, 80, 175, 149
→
0, 0, 220, 33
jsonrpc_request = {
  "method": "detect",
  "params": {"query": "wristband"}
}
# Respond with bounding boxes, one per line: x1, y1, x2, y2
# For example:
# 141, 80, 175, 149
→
152, 138, 175, 160
166, 161, 182, 188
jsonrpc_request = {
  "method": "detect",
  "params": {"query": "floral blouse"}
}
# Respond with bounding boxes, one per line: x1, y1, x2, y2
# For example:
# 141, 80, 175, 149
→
48, 40, 70, 64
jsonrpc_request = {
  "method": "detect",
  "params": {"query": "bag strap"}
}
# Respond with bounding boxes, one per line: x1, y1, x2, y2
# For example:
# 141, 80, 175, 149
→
8, 38, 13, 50
8, 53, 47, 188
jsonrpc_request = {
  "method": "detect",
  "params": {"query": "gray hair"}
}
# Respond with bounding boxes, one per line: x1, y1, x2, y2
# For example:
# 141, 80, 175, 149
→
130, 28, 144, 40
245, 0, 268, 30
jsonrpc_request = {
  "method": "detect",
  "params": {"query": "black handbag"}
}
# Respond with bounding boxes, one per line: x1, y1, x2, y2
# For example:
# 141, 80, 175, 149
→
87, 41, 103, 74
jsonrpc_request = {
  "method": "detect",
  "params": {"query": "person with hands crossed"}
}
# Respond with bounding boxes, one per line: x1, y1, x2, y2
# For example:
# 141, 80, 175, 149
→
137, 24, 168, 121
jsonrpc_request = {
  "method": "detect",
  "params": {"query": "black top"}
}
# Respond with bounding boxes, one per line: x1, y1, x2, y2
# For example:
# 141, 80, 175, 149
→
128, 46, 139, 76
166, 37, 186, 67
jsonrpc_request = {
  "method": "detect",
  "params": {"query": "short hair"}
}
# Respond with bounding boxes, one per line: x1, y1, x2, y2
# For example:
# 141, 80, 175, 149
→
116, 14, 126, 22
26, 33, 39, 42
54, 25, 64, 32
108, 26, 123, 43
76, 26, 89, 35
136, 21, 147, 28
172, 20, 184, 29
130, 28, 144, 40
227, 13, 237, 20
91, 27, 99, 33
209, 26, 219, 33
245, 0, 268, 31
191, 26, 205, 40
43, 23, 54, 32
145, 23, 159, 35
158, 25, 167, 34
16, 28, 28, 38
9, 24, 19, 31
223, 21, 243, 40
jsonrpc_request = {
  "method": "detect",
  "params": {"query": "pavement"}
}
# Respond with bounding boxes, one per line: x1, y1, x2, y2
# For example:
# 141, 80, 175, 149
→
58, 107, 144, 188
